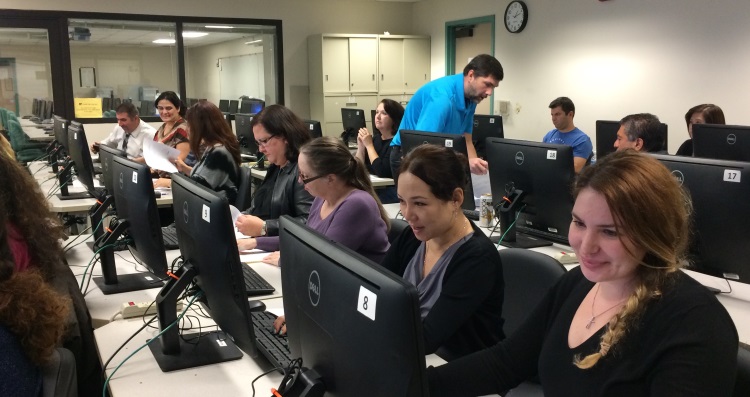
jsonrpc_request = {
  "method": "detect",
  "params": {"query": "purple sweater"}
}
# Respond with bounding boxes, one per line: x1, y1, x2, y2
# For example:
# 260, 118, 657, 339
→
256, 190, 390, 263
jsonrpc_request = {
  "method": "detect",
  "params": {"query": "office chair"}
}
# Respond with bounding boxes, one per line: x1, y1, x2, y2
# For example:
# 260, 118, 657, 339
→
735, 344, 750, 397
388, 219, 409, 244
42, 347, 78, 397
500, 248, 566, 397
234, 167, 254, 211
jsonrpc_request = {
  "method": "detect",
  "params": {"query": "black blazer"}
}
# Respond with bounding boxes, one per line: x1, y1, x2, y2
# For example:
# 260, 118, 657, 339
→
246, 161, 313, 236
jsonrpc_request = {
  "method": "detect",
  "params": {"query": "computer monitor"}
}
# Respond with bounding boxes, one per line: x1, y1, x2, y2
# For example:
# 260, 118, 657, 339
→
234, 113, 259, 159
400, 130, 475, 210
228, 99, 239, 114
653, 154, 750, 284
97, 144, 126, 196
240, 98, 264, 114
303, 119, 323, 139
45, 100, 53, 120
486, 138, 576, 248
279, 216, 428, 397
472, 115, 504, 158
39, 100, 48, 121
52, 115, 68, 154
149, 173, 256, 371
596, 119, 669, 159
140, 100, 155, 117
57, 121, 97, 200
94, 156, 168, 294
31, 98, 40, 118
218, 99, 230, 113
341, 108, 366, 136
693, 124, 750, 162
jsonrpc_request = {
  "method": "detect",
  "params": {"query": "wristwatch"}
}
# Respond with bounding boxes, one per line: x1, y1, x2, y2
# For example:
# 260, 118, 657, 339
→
260, 221, 267, 236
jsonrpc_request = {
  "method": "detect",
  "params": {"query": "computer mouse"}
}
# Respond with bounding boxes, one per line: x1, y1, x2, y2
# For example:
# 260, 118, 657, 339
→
554, 251, 578, 265
247, 299, 266, 312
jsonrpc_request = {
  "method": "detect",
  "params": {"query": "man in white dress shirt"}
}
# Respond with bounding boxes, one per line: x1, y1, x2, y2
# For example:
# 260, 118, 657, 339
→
90, 102, 156, 163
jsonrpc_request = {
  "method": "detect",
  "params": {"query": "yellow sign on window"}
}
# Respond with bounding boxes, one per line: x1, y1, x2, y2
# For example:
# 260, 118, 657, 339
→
74, 98, 103, 118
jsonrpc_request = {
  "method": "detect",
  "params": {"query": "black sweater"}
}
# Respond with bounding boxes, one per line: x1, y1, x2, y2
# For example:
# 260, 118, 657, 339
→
379, 222, 505, 360
427, 267, 738, 397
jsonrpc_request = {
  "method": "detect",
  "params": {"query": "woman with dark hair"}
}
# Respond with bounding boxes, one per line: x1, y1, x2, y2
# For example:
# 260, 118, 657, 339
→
153, 91, 190, 187
379, 144, 505, 361
355, 99, 404, 203
676, 103, 725, 156
426, 150, 737, 396
235, 105, 314, 237
171, 100, 241, 204
240, 136, 390, 265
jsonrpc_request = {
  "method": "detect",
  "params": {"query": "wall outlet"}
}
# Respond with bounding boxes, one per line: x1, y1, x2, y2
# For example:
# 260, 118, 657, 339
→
121, 300, 185, 319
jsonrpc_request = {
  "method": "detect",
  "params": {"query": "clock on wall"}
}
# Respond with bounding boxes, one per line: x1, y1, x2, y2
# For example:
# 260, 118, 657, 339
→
504, 1, 529, 33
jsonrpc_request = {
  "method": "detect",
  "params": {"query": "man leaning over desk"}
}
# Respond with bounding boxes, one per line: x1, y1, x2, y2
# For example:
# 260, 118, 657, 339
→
90, 102, 156, 163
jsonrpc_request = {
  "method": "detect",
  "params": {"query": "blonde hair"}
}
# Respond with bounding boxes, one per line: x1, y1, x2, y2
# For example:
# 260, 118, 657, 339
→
571, 150, 692, 368
0, 133, 14, 159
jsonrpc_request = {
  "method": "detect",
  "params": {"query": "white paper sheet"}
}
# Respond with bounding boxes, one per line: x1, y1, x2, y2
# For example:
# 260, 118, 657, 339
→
143, 138, 180, 173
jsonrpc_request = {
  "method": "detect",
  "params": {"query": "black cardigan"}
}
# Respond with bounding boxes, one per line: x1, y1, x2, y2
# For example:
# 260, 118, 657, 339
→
379, 222, 505, 360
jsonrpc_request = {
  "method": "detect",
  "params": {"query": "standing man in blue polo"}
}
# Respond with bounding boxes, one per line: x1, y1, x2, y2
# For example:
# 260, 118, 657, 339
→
389, 54, 504, 181
543, 97, 592, 173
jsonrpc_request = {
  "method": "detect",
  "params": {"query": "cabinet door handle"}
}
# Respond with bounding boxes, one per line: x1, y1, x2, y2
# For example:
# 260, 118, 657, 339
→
372, 74, 375, 80
351, 83, 354, 86
325, 75, 328, 81
381, 74, 384, 80
424, 73, 427, 80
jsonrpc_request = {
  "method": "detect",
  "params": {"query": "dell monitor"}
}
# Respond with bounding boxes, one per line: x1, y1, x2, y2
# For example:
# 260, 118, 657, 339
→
472, 115, 504, 159
693, 123, 750, 162
57, 121, 97, 200
240, 98, 265, 114
149, 173, 256, 371
94, 156, 168, 294
400, 130, 475, 211
51, 115, 68, 160
303, 119, 323, 139
486, 138, 576, 248
218, 99, 230, 113
97, 144, 126, 196
596, 120, 669, 159
279, 216, 428, 396
653, 154, 750, 284
235, 113, 259, 159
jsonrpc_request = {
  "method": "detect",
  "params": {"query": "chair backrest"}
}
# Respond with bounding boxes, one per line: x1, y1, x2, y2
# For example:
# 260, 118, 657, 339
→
234, 166, 254, 211
388, 218, 409, 244
499, 248, 566, 337
42, 347, 78, 397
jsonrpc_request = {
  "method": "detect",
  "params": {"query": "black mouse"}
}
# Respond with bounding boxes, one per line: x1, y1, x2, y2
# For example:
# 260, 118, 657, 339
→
247, 299, 266, 312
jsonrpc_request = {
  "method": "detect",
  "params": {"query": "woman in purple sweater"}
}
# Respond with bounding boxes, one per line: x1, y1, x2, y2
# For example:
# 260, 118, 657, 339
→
238, 136, 390, 265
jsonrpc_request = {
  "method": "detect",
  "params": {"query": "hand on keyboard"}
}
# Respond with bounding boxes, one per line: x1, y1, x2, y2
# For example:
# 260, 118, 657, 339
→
273, 315, 287, 335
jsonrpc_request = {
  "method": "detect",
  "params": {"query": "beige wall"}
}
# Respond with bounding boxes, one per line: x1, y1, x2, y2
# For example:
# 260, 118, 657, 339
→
3, 0, 416, 118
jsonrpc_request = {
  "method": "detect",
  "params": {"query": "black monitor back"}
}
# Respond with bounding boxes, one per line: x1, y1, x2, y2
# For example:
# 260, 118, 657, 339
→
228, 100, 239, 114
341, 108, 366, 133
240, 98, 264, 114
66, 122, 97, 195
53, 115, 68, 151
279, 216, 427, 397
218, 99, 230, 112
32, 98, 40, 117
98, 144, 126, 195
653, 154, 750, 284
472, 115, 504, 158
595, 120, 620, 159
400, 130, 474, 210
486, 138, 575, 245
303, 119, 323, 139
171, 173, 257, 355
111, 156, 168, 277
693, 124, 750, 162
234, 113, 259, 157
140, 100, 155, 117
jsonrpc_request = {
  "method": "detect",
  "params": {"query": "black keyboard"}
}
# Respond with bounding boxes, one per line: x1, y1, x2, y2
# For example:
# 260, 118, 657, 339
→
251, 311, 292, 371
462, 208, 479, 220
161, 226, 180, 250
242, 264, 275, 296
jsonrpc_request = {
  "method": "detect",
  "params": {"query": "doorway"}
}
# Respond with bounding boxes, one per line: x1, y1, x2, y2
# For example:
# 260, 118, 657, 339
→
445, 15, 495, 115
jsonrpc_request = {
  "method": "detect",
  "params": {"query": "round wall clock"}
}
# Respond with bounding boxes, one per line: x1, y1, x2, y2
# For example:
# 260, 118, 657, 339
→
505, 1, 529, 33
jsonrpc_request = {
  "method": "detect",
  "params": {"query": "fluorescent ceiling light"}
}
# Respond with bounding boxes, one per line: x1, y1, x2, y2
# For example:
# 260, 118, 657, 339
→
205, 25, 234, 29
244, 39, 262, 45
153, 38, 176, 44
182, 31, 208, 38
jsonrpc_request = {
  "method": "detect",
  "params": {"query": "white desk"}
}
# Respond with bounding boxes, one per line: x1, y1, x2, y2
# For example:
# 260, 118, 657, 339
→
249, 165, 394, 187
24, 124, 55, 142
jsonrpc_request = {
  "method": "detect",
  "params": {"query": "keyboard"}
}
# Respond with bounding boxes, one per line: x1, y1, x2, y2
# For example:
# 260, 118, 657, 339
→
161, 225, 180, 250
462, 208, 479, 220
242, 264, 276, 296
251, 311, 292, 371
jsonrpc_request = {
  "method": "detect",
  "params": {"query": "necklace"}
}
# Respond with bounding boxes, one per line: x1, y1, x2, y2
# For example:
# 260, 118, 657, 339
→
586, 284, 627, 329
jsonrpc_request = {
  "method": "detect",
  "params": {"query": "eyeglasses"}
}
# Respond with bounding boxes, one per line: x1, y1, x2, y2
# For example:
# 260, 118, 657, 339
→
299, 173, 325, 185
255, 135, 278, 147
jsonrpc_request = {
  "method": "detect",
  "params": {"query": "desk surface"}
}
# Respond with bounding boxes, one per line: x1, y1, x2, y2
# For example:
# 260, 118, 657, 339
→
249, 165, 394, 187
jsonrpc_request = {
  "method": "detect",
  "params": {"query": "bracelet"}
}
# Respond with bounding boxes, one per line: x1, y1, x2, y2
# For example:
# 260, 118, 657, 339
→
260, 221, 267, 236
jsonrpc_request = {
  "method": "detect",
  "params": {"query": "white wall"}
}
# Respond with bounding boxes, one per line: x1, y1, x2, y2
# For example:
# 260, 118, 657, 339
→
412, 0, 750, 154
4, 0, 416, 118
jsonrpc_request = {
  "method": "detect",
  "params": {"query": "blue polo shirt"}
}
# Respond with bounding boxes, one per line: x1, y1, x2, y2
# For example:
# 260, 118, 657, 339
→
542, 127, 593, 160
392, 73, 476, 146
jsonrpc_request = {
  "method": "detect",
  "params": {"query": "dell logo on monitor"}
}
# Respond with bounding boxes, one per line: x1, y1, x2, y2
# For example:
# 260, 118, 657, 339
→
671, 170, 685, 186
183, 201, 189, 224
515, 151, 525, 165
727, 134, 737, 145
308, 270, 321, 306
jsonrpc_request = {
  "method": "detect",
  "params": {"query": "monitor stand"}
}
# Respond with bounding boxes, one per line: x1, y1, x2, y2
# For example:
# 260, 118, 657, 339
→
491, 233, 552, 249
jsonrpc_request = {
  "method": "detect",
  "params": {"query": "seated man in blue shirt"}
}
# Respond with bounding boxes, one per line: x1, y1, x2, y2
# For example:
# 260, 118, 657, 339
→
613, 113, 668, 154
389, 54, 504, 181
542, 97, 592, 173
